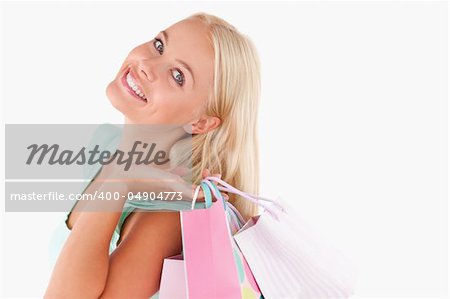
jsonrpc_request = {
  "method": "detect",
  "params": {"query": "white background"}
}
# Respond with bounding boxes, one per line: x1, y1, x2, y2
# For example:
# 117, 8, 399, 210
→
0, 1, 448, 298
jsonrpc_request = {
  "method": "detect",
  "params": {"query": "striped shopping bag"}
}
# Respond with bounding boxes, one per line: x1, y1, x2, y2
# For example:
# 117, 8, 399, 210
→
207, 177, 357, 299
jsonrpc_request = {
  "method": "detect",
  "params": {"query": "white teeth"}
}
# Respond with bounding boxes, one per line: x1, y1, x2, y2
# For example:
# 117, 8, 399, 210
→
126, 72, 147, 100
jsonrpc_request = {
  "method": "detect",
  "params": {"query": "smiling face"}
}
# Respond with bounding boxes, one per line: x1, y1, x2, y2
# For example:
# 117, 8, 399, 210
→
106, 18, 215, 126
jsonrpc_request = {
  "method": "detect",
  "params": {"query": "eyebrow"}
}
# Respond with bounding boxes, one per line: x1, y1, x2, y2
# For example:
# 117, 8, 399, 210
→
160, 30, 195, 86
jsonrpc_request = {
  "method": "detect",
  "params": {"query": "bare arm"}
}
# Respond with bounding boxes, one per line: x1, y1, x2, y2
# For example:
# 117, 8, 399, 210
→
98, 210, 182, 298
45, 167, 221, 298
44, 175, 128, 299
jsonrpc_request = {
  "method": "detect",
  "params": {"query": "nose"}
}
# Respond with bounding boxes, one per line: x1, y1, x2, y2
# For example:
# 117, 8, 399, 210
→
137, 59, 157, 82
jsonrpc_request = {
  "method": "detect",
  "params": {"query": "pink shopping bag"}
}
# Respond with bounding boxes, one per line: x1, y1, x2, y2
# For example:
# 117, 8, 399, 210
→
158, 254, 187, 299
206, 176, 357, 299
159, 181, 262, 299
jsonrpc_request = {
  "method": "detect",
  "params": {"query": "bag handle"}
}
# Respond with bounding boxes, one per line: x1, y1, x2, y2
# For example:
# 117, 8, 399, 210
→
191, 180, 247, 227
191, 182, 213, 210
205, 176, 285, 209
203, 176, 285, 220
191, 180, 228, 209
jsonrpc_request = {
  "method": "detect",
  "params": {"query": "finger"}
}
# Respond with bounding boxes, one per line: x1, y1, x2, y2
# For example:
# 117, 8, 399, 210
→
202, 168, 211, 178
191, 184, 204, 197
191, 184, 205, 196
203, 171, 221, 186
190, 184, 207, 202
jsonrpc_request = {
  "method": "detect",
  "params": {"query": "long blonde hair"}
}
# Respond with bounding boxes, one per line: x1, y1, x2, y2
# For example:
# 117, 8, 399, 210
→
171, 12, 261, 221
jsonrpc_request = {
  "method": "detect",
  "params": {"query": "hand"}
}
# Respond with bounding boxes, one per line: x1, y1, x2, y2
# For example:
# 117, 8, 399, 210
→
97, 164, 193, 198
97, 164, 228, 203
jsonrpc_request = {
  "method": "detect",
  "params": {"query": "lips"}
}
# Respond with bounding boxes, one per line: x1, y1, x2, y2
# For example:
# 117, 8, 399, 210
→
121, 68, 147, 103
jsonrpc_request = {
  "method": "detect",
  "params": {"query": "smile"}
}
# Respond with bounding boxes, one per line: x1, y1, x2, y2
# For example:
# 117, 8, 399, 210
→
121, 69, 147, 102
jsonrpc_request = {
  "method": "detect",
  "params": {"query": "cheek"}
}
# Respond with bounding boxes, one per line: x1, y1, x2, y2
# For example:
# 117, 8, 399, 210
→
150, 97, 201, 123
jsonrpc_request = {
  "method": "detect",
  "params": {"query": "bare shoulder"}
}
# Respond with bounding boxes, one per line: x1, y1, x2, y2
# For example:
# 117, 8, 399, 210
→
117, 208, 182, 255
118, 208, 181, 245
99, 209, 182, 298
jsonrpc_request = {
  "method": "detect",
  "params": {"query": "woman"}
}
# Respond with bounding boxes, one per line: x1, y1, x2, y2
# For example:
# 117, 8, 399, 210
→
45, 12, 261, 298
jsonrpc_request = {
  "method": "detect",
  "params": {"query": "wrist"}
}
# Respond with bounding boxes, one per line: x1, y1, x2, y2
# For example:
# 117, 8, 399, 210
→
95, 166, 129, 193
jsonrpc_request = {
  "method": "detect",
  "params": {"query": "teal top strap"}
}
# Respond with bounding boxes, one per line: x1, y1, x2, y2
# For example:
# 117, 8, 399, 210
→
114, 181, 214, 245
200, 182, 213, 208
114, 197, 211, 242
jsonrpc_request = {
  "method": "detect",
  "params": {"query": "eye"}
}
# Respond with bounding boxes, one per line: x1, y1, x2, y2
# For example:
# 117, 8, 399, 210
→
171, 69, 185, 86
153, 38, 164, 54
153, 37, 186, 87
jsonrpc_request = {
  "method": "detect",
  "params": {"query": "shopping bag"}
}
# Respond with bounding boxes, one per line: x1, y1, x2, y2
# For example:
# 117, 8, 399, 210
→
202, 181, 263, 299
158, 254, 187, 299
206, 176, 357, 299
159, 181, 262, 299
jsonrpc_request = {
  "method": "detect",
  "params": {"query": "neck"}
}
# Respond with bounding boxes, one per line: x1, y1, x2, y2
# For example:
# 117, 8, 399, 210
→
115, 118, 189, 170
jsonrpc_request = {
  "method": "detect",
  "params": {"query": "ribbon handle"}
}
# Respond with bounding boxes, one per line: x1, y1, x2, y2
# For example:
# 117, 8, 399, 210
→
203, 176, 285, 220
190, 182, 213, 210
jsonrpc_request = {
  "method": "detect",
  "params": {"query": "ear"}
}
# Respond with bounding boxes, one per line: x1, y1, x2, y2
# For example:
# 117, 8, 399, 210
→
187, 116, 221, 135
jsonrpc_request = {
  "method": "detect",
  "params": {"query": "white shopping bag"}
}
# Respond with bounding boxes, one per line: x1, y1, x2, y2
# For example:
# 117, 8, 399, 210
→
206, 176, 358, 299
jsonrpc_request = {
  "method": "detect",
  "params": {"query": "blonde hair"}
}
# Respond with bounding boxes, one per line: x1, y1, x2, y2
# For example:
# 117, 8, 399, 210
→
171, 12, 261, 221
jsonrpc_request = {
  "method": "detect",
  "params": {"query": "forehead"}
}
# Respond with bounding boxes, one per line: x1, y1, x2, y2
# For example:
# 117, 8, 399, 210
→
164, 19, 214, 89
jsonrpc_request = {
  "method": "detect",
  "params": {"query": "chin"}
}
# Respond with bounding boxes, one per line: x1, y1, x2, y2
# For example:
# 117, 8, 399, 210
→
106, 81, 127, 114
